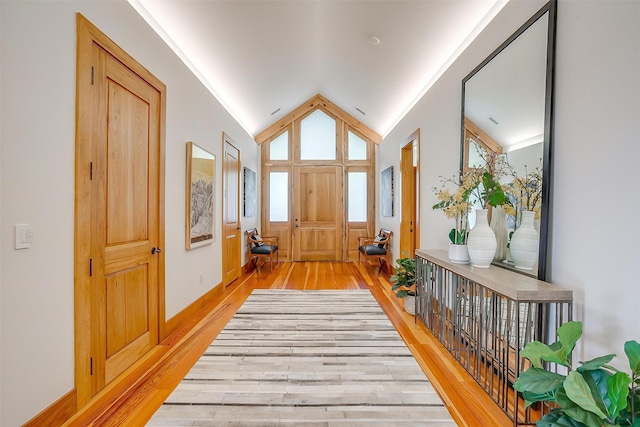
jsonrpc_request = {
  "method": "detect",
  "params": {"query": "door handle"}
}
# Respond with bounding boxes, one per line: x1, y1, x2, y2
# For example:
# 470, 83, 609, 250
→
151, 247, 162, 254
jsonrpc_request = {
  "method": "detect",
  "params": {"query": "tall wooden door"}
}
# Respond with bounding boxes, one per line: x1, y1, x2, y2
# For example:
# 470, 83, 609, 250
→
75, 15, 165, 404
222, 135, 241, 285
400, 131, 420, 258
293, 166, 343, 260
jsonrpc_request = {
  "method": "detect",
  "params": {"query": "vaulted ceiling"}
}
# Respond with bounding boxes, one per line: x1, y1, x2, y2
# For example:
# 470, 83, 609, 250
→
129, 0, 505, 140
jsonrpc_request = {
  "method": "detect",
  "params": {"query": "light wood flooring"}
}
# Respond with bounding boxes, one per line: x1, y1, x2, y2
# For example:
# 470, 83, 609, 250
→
62, 261, 512, 426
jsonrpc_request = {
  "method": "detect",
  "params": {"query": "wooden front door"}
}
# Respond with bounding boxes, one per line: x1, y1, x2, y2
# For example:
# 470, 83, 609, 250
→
75, 15, 165, 403
222, 135, 241, 285
293, 166, 343, 260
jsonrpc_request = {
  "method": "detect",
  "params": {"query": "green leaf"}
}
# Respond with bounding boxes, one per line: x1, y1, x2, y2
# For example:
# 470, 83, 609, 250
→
557, 321, 583, 363
521, 341, 569, 368
564, 371, 609, 420
557, 387, 606, 427
514, 367, 565, 394
395, 289, 410, 298
583, 369, 613, 411
538, 408, 592, 427
577, 354, 616, 372
624, 340, 640, 375
606, 371, 631, 419
521, 390, 555, 408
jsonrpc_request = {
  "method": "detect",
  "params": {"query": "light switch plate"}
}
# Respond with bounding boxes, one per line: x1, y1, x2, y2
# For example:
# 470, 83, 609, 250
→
15, 224, 33, 249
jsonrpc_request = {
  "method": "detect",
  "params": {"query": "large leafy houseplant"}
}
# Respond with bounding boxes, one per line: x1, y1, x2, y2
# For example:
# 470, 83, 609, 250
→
390, 257, 416, 298
514, 321, 640, 427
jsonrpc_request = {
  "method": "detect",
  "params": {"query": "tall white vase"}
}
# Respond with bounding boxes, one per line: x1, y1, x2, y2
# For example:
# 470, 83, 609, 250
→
510, 210, 539, 270
467, 209, 497, 268
490, 206, 509, 262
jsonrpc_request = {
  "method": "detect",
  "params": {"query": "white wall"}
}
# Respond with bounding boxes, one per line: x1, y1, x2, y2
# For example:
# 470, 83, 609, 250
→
0, 3, 3, 424
552, 0, 639, 361
382, 0, 639, 368
0, 1, 259, 425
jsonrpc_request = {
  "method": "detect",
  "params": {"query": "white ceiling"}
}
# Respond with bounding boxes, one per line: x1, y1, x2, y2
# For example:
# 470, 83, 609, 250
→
129, 0, 506, 139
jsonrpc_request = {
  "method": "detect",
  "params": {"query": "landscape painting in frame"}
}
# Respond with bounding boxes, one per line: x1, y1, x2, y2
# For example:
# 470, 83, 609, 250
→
186, 142, 215, 249
381, 166, 394, 217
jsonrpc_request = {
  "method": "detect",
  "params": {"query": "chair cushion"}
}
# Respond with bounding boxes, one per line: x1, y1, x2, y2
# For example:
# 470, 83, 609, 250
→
373, 235, 388, 248
251, 244, 277, 255
250, 234, 264, 247
359, 245, 387, 256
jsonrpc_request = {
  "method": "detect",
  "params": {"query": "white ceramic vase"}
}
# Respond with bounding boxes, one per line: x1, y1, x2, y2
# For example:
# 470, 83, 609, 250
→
467, 208, 497, 268
448, 244, 470, 264
404, 295, 416, 316
489, 206, 509, 262
510, 210, 539, 270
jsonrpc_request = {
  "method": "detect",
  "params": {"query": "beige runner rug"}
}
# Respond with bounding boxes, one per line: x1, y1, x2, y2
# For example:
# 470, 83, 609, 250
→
147, 290, 455, 426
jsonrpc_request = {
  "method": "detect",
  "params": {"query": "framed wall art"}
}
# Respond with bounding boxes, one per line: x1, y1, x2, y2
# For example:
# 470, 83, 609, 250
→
186, 141, 215, 249
243, 167, 256, 217
381, 166, 394, 217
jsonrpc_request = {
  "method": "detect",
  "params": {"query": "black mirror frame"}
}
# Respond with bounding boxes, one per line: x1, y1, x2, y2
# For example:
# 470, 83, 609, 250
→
460, 0, 557, 281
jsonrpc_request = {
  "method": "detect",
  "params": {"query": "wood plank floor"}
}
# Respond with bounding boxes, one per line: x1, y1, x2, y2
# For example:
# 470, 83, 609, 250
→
63, 261, 511, 426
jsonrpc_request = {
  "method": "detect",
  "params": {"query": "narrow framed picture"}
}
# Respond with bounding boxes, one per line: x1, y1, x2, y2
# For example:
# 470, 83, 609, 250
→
381, 166, 394, 217
243, 167, 256, 217
186, 141, 215, 249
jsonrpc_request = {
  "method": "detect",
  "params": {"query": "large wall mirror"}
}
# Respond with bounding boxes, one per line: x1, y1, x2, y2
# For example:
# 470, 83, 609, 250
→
461, 1, 556, 280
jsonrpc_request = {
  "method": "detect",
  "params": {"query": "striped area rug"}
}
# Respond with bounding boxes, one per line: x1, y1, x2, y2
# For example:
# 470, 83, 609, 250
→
147, 290, 455, 426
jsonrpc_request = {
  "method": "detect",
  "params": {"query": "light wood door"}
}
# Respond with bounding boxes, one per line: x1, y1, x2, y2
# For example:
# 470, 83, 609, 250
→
75, 15, 165, 404
293, 166, 343, 260
91, 41, 161, 393
400, 132, 419, 258
223, 136, 241, 285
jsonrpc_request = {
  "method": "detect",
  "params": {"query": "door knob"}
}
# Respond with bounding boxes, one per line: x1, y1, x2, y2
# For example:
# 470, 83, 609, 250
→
151, 247, 162, 254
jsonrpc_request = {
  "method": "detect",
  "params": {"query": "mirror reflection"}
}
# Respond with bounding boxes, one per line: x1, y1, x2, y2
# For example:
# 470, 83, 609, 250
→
462, 7, 551, 278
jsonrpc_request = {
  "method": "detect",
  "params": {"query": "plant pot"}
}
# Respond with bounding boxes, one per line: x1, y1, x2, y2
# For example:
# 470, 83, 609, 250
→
448, 244, 470, 264
404, 295, 416, 316
467, 208, 497, 268
510, 210, 539, 270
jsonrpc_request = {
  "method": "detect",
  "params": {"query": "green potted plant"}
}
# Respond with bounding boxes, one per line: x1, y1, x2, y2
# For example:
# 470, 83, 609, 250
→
514, 321, 640, 426
390, 256, 416, 315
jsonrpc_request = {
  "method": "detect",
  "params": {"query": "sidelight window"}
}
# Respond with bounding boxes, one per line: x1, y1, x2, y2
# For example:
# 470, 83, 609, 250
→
348, 172, 367, 222
269, 172, 288, 221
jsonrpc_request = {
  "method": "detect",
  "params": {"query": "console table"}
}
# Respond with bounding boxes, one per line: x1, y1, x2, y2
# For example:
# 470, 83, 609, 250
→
415, 249, 573, 426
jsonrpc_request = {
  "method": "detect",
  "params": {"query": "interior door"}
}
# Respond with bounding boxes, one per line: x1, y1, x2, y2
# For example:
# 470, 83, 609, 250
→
293, 166, 343, 260
400, 140, 417, 258
90, 43, 162, 393
223, 136, 241, 285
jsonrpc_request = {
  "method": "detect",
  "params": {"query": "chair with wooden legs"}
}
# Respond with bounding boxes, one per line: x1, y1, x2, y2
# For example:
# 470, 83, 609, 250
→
245, 228, 279, 272
357, 228, 392, 273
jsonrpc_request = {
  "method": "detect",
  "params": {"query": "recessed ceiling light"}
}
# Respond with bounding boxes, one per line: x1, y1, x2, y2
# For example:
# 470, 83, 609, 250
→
371, 36, 381, 46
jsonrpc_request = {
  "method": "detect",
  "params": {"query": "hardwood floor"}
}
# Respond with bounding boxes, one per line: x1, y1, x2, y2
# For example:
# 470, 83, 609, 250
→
63, 261, 511, 426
